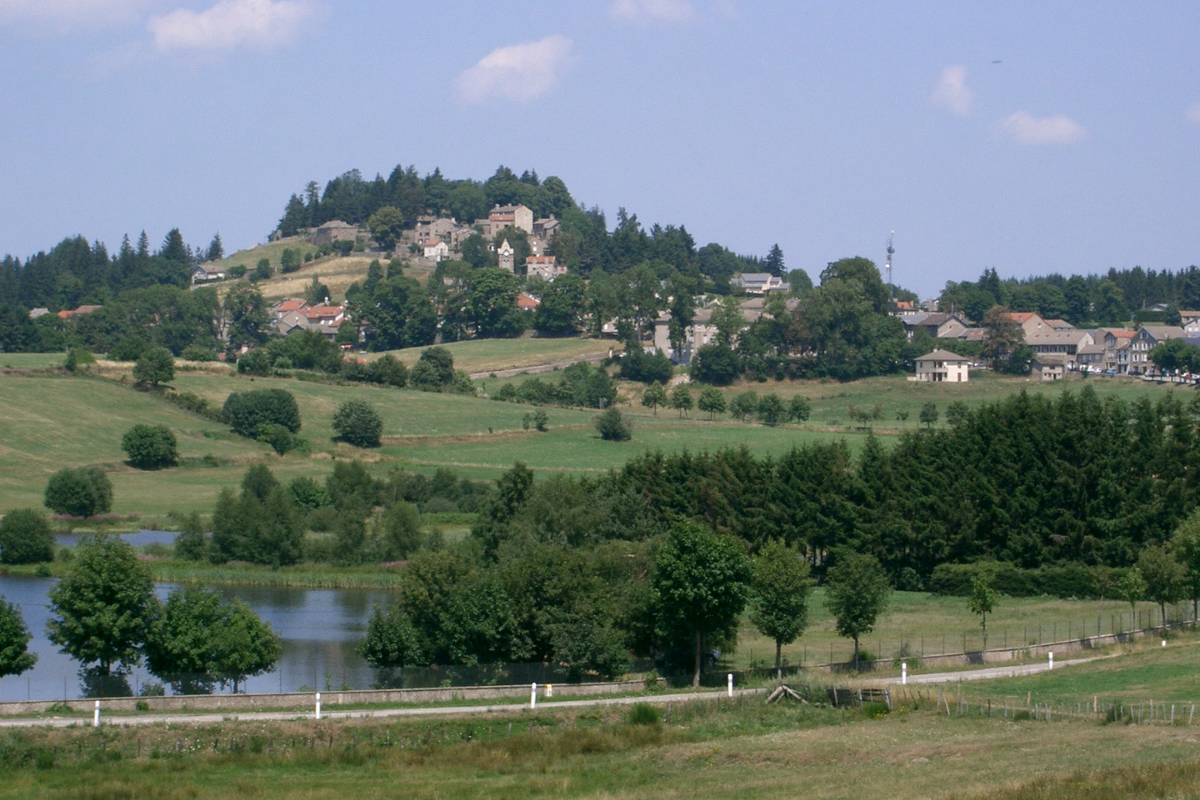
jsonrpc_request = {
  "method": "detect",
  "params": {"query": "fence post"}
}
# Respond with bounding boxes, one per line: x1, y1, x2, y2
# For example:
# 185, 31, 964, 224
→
315, 692, 321, 720
727, 674, 733, 698
530, 683, 537, 710
1048, 652, 1054, 670
93, 700, 100, 728
902, 662, 907, 685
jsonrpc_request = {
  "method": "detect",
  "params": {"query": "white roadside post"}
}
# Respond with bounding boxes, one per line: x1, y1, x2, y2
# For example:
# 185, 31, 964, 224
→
727, 674, 733, 698
531, 682, 538, 709
1048, 652, 1054, 670
546, 684, 553, 699
902, 662, 908, 685
1162, 640, 1167, 648
93, 700, 100, 728
315, 692, 321, 720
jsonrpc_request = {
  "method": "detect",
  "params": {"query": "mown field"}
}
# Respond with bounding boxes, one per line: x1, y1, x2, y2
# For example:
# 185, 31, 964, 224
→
731, 589, 1178, 671
367, 336, 617, 376
0, 362, 1190, 517
3, 683, 1200, 800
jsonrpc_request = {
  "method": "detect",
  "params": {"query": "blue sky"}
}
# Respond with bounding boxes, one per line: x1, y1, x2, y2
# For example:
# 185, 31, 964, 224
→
1, 1, 1198, 297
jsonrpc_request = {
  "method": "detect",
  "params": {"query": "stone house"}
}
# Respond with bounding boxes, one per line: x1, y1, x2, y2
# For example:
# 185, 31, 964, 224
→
191, 266, 227, 284
477, 204, 533, 237
912, 349, 971, 383
526, 255, 566, 282
311, 220, 359, 246
1129, 325, 1186, 374
1025, 329, 1095, 364
1031, 353, 1066, 381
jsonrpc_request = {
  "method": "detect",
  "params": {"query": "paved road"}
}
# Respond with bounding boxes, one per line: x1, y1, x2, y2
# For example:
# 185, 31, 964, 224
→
0, 689, 761, 730
894, 655, 1102, 685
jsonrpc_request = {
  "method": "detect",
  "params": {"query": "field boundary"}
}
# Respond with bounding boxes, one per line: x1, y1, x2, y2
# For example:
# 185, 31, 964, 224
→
0, 678, 653, 718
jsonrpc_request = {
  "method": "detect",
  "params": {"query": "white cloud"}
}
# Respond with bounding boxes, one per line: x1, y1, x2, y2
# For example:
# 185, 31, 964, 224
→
610, 0, 694, 24
930, 65, 972, 116
999, 111, 1087, 145
0, 0, 147, 26
1186, 102, 1200, 124
456, 35, 573, 105
147, 0, 318, 52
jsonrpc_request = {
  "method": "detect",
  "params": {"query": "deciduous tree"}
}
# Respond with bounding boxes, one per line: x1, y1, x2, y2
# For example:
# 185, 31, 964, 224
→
0, 597, 36, 679
749, 539, 811, 677
0, 509, 55, 565
652, 522, 751, 688
47, 535, 157, 676
824, 551, 890, 669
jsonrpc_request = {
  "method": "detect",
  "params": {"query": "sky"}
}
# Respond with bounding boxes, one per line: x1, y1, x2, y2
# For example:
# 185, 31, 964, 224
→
1, 1, 1199, 298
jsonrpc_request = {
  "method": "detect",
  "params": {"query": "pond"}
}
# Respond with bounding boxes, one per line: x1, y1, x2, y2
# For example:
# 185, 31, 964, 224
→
0, 573, 392, 702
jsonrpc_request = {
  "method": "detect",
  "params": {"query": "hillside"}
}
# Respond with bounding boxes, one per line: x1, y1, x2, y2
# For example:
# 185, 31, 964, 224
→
0, 363, 1186, 519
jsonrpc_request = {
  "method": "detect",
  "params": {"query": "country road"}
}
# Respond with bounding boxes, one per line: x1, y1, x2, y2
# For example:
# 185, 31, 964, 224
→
895, 655, 1102, 685
0, 688, 761, 730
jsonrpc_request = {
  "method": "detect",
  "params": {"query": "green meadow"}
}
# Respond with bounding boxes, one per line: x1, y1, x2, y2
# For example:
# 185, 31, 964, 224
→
0, 360, 1189, 517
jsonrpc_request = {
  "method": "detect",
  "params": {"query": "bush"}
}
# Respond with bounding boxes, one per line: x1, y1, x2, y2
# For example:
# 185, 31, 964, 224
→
236, 349, 273, 376
228, 264, 247, 278
523, 409, 549, 432
288, 477, 331, 510
409, 347, 455, 390
179, 344, 215, 362
223, 389, 301, 438
255, 423, 306, 455
620, 348, 674, 384
44, 467, 112, 518
0, 509, 55, 564
108, 335, 150, 362
690, 343, 742, 386
332, 400, 383, 448
279, 248, 302, 273
595, 407, 632, 441
626, 703, 661, 725
133, 347, 175, 387
121, 424, 178, 469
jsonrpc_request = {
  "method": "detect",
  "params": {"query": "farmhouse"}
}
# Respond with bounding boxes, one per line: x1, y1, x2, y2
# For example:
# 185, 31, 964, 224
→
1031, 353, 1066, 381
730, 273, 789, 294
310, 220, 358, 246
526, 254, 566, 282
1129, 325, 1186, 374
422, 238, 450, 262
912, 349, 970, 382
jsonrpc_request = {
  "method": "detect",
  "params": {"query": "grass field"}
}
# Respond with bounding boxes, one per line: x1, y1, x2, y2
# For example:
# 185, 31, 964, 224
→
3, 691, 1200, 799
0, 353, 68, 370
732, 589, 1174, 671
0, 366, 1191, 516
368, 336, 618, 376
959, 636, 1200, 706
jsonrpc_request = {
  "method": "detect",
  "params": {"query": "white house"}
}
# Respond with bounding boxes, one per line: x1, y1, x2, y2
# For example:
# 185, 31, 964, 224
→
422, 238, 449, 262
912, 349, 971, 383
731, 273, 789, 294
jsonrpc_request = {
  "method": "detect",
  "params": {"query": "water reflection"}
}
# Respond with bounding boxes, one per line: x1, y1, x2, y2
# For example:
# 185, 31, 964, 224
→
0, 574, 390, 701
54, 530, 177, 549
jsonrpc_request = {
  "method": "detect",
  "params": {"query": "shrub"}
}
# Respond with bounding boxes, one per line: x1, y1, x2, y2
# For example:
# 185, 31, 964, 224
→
288, 477, 331, 510
121, 424, 178, 469
332, 400, 383, 448
133, 347, 175, 387
255, 423, 305, 455
108, 335, 150, 362
227, 264, 247, 278
44, 467, 113, 518
236, 349, 273, 376
223, 389, 301, 437
0, 509, 55, 564
690, 343, 742, 386
522, 409, 549, 432
370, 355, 408, 387
626, 703, 661, 725
279, 248, 302, 273
620, 348, 674, 384
179, 344, 215, 362
409, 347, 455, 390
595, 407, 632, 441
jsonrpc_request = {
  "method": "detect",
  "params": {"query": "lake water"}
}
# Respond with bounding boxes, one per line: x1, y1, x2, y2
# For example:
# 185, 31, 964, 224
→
0, 573, 393, 702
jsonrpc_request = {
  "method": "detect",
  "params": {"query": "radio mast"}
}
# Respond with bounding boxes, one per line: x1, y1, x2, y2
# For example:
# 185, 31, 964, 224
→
885, 230, 895, 297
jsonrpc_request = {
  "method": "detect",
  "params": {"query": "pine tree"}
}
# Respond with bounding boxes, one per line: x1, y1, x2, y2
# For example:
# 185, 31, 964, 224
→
764, 244, 785, 276
206, 233, 224, 263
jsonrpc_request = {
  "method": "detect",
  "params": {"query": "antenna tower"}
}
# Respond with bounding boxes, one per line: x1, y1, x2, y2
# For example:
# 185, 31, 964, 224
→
885, 230, 895, 296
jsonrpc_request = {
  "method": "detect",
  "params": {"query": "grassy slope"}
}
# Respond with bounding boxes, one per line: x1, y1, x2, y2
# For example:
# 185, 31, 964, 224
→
0, 367, 1190, 516
366, 337, 618, 375
959, 636, 1200, 705
0, 375, 270, 513
2, 700, 1198, 799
